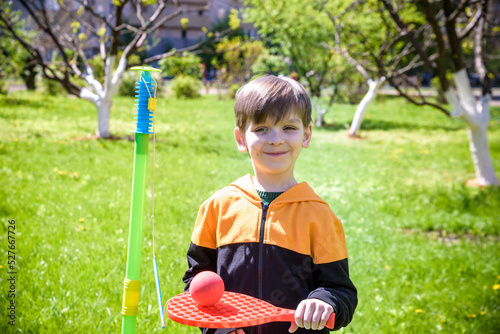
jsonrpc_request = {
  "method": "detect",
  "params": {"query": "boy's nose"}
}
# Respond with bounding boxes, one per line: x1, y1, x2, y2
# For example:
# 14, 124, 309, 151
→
267, 129, 284, 145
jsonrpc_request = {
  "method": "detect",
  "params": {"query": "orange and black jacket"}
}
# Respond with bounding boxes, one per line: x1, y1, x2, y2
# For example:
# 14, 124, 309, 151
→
183, 175, 357, 333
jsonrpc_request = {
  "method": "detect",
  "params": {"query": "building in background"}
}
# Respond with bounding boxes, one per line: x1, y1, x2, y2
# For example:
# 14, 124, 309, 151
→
14, 0, 256, 61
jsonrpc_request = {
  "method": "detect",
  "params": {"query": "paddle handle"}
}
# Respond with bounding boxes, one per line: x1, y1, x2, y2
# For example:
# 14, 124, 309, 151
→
325, 313, 336, 329
326, 313, 336, 329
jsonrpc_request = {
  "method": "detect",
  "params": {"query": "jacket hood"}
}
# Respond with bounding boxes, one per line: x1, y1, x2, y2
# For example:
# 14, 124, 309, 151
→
230, 174, 327, 206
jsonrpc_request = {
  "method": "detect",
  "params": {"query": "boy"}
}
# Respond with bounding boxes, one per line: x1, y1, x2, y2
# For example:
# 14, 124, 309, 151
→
183, 75, 357, 333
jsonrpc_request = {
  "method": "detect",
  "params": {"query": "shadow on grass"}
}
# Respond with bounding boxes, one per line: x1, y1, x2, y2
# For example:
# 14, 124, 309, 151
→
380, 184, 500, 236
74, 134, 136, 142
318, 118, 463, 133
403, 228, 500, 244
1, 96, 47, 110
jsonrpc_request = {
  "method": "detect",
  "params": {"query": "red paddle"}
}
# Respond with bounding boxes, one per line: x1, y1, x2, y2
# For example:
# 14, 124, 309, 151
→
166, 291, 335, 329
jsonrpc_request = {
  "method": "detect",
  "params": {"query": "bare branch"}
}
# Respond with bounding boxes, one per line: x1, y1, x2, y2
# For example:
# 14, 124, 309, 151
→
419, 0, 450, 91
386, 77, 451, 116
473, 0, 493, 95
15, 0, 82, 96
443, 0, 465, 71
121, 32, 145, 60
393, 54, 425, 77
18, 0, 68, 64
323, 9, 372, 80
140, 38, 212, 65
134, 0, 147, 28
121, 0, 211, 61
380, 0, 436, 71
73, 0, 115, 31
474, 11, 487, 80
336, 0, 364, 19
148, 2, 210, 33
110, 2, 124, 56
447, 0, 472, 22
145, 0, 167, 25
57, 2, 99, 35
458, 4, 483, 39
386, 42, 415, 70
0, 9, 38, 59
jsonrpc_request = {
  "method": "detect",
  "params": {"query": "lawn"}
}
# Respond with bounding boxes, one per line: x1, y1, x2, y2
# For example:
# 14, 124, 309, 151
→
0, 91, 499, 333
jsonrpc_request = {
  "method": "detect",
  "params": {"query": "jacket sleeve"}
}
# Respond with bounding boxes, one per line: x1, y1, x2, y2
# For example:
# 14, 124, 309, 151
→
183, 242, 217, 289
183, 243, 240, 334
307, 258, 357, 331
183, 197, 219, 288
182, 200, 242, 334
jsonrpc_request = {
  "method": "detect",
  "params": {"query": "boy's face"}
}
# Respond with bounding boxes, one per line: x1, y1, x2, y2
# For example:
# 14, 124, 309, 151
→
234, 112, 312, 183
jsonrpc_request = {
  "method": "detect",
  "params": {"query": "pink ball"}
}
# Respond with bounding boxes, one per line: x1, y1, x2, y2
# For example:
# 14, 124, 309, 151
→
189, 271, 225, 306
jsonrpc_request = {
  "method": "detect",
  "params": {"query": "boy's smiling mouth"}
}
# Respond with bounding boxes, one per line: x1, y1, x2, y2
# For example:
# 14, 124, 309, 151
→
264, 151, 288, 157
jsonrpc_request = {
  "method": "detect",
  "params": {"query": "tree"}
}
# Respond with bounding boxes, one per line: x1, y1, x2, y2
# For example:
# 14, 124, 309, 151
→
196, 12, 245, 79
244, 0, 498, 185
314, 0, 442, 137
159, 52, 202, 78
244, 0, 345, 126
321, 0, 389, 137
213, 36, 265, 86
333, 0, 498, 185
0, 3, 35, 93
205, 9, 265, 90
159, 52, 203, 98
373, 0, 499, 186
0, 0, 217, 138
251, 47, 289, 76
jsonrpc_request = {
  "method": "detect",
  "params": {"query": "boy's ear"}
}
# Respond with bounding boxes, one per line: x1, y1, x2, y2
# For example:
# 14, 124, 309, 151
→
302, 124, 312, 148
234, 127, 248, 152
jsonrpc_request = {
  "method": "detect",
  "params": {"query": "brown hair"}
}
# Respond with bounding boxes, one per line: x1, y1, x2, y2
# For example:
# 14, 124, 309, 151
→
234, 75, 312, 130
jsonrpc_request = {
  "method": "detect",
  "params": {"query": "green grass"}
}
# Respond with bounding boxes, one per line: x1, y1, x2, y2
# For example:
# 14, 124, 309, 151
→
0, 91, 499, 333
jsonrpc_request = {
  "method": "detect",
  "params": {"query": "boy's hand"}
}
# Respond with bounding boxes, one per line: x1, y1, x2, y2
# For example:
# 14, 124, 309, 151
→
228, 329, 245, 334
289, 298, 334, 333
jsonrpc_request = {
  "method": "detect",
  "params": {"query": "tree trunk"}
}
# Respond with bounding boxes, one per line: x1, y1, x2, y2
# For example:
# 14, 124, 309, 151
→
96, 97, 112, 138
348, 77, 385, 137
21, 61, 38, 90
315, 112, 325, 127
312, 96, 328, 127
79, 56, 127, 139
467, 116, 498, 186
80, 88, 113, 139
445, 69, 498, 186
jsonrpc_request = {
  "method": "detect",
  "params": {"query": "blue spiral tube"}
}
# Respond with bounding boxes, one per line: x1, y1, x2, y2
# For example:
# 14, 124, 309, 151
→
123, 66, 162, 334
133, 71, 155, 134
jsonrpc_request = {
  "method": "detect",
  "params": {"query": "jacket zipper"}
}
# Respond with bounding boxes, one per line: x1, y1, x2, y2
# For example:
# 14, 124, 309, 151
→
258, 203, 268, 301
258, 203, 268, 334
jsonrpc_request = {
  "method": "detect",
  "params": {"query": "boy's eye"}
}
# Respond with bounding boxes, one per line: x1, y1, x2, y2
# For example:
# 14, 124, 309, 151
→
284, 126, 297, 131
253, 127, 267, 132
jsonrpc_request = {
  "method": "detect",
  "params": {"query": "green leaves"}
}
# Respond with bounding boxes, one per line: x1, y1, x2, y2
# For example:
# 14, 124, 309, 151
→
158, 52, 201, 78
0, 4, 33, 86
180, 17, 189, 29
70, 21, 81, 34
96, 27, 106, 37
228, 9, 241, 30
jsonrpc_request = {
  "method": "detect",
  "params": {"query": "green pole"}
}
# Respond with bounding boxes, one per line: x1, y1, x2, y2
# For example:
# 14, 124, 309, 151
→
122, 133, 149, 334
121, 66, 161, 334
